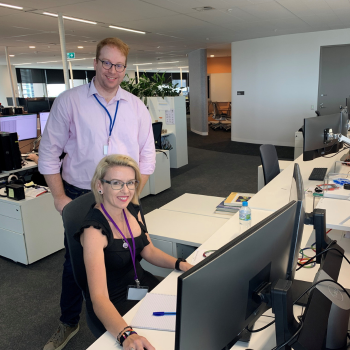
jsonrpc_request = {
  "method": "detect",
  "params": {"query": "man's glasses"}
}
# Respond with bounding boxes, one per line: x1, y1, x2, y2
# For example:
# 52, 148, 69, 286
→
99, 59, 126, 72
100, 179, 139, 190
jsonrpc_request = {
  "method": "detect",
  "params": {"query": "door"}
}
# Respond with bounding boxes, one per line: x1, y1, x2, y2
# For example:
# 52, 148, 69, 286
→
318, 45, 350, 114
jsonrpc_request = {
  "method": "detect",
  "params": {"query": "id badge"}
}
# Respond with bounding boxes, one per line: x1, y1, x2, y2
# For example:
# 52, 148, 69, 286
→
127, 285, 149, 301
103, 145, 108, 155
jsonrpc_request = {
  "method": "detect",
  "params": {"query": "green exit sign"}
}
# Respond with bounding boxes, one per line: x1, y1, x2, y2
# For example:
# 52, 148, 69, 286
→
67, 52, 75, 59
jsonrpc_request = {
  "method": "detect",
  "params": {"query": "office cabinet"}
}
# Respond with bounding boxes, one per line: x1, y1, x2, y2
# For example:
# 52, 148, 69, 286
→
294, 131, 303, 160
0, 193, 64, 264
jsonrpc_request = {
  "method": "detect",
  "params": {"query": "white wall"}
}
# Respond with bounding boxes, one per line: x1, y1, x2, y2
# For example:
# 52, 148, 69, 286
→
209, 73, 231, 102
0, 65, 18, 107
231, 28, 350, 147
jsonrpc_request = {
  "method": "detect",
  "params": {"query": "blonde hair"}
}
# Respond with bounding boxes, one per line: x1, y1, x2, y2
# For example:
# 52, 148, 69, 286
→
96, 37, 129, 64
91, 154, 141, 205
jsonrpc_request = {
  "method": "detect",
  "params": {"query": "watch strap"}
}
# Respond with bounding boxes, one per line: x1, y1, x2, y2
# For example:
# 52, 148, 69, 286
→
175, 258, 186, 271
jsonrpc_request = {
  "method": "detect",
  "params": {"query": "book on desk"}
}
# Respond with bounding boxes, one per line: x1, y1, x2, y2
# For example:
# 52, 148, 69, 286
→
224, 192, 252, 207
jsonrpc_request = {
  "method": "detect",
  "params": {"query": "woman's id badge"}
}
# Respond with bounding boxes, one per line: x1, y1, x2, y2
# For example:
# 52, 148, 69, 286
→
127, 285, 148, 300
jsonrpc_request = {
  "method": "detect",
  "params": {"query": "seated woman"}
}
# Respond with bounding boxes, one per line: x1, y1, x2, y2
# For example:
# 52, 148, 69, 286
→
75, 154, 192, 350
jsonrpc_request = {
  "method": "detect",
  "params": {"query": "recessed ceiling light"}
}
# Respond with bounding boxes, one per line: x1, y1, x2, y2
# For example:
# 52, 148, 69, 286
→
132, 63, 152, 66
178, 66, 189, 68
157, 61, 179, 64
193, 6, 215, 11
77, 46, 84, 48
29, 46, 36, 48
43, 12, 97, 24
109, 25, 145, 34
37, 60, 60, 63
0, 2, 23, 10
9, 54, 15, 57
210, 55, 215, 57
15, 63, 31, 66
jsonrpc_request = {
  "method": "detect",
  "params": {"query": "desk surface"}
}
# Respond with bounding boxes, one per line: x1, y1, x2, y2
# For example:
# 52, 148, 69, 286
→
87, 150, 350, 350
0, 160, 37, 179
159, 193, 229, 218
146, 209, 228, 247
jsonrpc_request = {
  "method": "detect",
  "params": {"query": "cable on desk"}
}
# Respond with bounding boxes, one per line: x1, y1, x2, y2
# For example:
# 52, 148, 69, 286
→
322, 144, 350, 159
271, 320, 304, 350
246, 319, 275, 333
298, 243, 317, 268
296, 245, 350, 271
296, 240, 336, 271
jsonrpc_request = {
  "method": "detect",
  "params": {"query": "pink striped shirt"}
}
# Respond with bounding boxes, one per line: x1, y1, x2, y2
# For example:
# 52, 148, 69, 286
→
38, 79, 155, 190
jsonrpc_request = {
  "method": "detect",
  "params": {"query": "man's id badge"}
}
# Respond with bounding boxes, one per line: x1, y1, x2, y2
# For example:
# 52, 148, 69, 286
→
103, 145, 108, 155
127, 285, 149, 301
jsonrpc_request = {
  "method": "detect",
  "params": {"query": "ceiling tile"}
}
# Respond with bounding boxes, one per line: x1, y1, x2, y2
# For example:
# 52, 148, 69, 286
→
237, 2, 298, 20
325, 0, 350, 10
276, 0, 334, 16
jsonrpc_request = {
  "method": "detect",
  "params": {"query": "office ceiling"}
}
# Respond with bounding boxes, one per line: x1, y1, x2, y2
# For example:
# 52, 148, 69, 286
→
0, 0, 350, 72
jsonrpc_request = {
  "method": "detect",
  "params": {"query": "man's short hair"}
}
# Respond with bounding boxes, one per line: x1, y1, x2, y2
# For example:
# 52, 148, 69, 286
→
96, 37, 129, 63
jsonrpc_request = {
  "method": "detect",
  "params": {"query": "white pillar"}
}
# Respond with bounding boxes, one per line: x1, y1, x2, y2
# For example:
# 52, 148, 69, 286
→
69, 61, 74, 88
136, 65, 139, 83
5, 47, 17, 107
180, 68, 183, 88
58, 13, 70, 90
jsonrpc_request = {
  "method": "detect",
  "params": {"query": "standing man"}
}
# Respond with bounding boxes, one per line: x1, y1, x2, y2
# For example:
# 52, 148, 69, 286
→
39, 37, 155, 350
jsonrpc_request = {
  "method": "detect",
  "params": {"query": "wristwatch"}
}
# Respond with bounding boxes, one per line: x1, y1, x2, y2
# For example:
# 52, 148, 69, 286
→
175, 258, 187, 271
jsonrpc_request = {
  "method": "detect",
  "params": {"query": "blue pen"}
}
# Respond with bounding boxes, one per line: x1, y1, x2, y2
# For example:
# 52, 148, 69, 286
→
153, 312, 176, 316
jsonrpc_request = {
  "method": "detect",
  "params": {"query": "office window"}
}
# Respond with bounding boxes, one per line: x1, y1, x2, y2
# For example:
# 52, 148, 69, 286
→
47, 84, 65, 98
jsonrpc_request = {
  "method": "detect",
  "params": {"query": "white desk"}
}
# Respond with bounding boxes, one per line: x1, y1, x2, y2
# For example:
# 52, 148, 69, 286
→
140, 208, 228, 277
159, 193, 228, 218
88, 150, 350, 350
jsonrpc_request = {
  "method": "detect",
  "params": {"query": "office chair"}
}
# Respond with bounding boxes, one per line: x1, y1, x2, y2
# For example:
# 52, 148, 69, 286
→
152, 122, 163, 150
62, 192, 103, 337
259, 144, 280, 186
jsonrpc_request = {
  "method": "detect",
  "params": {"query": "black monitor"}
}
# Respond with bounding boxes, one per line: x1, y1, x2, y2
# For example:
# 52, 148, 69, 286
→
27, 98, 50, 114
175, 200, 300, 350
152, 122, 162, 149
303, 113, 343, 161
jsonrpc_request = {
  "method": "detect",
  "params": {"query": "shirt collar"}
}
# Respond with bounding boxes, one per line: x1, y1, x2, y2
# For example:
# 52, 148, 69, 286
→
88, 77, 129, 103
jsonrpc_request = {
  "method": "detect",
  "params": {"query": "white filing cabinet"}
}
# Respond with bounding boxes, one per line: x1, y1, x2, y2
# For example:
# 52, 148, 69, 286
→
0, 193, 64, 264
149, 150, 171, 195
294, 131, 303, 160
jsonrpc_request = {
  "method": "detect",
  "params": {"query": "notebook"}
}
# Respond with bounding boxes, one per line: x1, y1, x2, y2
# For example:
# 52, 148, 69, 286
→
224, 192, 252, 207
130, 293, 177, 332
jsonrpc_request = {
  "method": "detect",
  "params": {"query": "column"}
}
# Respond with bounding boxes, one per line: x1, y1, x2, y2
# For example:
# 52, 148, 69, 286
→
188, 49, 208, 135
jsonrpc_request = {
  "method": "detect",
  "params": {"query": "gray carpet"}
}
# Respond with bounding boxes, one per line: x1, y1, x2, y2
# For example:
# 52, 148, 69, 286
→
1, 133, 263, 350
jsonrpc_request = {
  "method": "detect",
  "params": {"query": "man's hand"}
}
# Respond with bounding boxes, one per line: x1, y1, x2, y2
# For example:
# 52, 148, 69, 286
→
54, 195, 72, 215
27, 153, 39, 164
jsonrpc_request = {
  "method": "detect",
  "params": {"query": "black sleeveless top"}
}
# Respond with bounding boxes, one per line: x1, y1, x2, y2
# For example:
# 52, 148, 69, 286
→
74, 202, 150, 305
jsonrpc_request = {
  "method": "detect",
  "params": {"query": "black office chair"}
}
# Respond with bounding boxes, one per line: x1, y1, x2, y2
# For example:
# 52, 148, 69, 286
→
152, 122, 162, 150
259, 144, 280, 186
62, 192, 103, 337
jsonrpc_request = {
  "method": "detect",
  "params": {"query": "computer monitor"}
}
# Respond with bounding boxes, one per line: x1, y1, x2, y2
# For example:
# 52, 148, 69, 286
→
303, 113, 343, 161
27, 98, 50, 114
0, 114, 37, 141
287, 163, 305, 281
6, 97, 20, 106
39, 112, 50, 134
175, 200, 299, 350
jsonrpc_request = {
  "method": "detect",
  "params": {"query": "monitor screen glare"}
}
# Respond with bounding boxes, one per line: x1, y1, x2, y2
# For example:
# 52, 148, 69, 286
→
0, 114, 37, 141
40, 112, 50, 134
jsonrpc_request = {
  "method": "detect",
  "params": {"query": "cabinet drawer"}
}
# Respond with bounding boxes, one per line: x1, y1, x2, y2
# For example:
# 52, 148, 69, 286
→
0, 227, 28, 264
0, 201, 21, 220
0, 214, 24, 234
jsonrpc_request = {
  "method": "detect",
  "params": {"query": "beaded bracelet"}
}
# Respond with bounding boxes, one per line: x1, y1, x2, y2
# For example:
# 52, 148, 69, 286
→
119, 329, 138, 346
117, 326, 132, 342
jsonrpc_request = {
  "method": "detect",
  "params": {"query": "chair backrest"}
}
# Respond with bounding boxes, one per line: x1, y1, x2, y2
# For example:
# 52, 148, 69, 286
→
152, 122, 163, 149
259, 144, 280, 185
62, 192, 96, 292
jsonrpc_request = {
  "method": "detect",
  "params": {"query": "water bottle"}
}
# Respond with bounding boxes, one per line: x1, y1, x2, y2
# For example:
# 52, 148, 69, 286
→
239, 201, 251, 232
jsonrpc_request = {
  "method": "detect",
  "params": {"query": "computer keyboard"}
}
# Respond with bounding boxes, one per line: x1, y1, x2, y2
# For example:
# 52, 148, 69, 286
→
308, 167, 327, 181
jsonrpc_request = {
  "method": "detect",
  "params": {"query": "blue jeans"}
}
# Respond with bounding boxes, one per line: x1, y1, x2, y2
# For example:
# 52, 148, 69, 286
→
60, 181, 90, 326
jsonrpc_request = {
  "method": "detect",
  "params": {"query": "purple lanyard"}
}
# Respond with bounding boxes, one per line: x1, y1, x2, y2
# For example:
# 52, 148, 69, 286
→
101, 204, 140, 287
